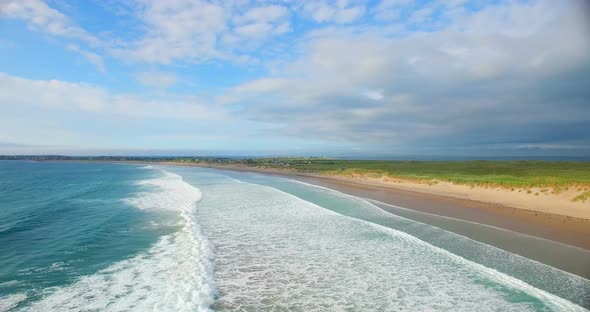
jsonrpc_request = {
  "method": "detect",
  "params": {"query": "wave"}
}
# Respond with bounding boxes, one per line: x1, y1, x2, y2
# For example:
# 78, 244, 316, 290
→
18, 170, 216, 312
202, 175, 588, 311
0, 294, 27, 311
267, 176, 590, 308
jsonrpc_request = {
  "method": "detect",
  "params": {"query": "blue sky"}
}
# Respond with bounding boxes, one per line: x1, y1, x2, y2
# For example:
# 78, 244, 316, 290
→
0, 0, 589, 157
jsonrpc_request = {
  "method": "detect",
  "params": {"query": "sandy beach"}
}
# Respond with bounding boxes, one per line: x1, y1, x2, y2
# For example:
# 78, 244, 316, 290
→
162, 162, 590, 251
187, 163, 590, 217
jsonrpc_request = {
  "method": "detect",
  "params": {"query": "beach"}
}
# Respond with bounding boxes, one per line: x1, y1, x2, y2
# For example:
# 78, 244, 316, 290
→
161, 162, 590, 279
159, 162, 590, 251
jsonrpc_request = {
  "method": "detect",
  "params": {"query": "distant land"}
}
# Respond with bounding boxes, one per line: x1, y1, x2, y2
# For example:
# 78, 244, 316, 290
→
2, 154, 590, 187
3, 155, 590, 219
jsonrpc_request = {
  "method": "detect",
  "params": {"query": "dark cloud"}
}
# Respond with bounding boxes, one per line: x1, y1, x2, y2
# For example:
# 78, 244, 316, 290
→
231, 1, 590, 155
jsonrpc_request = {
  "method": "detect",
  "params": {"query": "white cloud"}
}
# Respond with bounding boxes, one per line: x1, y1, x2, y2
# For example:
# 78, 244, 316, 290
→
0, 73, 108, 112
303, 1, 366, 24
234, 23, 273, 39
0, 0, 97, 44
135, 71, 177, 88
235, 78, 291, 93
234, 5, 288, 24
232, 5, 291, 39
442, 0, 468, 9
111, 0, 227, 64
109, 1, 293, 64
0, 72, 221, 120
67, 44, 106, 72
408, 4, 436, 24
449, 0, 563, 38
362, 90, 384, 101
273, 22, 291, 35
1, 0, 105, 71
373, 0, 412, 21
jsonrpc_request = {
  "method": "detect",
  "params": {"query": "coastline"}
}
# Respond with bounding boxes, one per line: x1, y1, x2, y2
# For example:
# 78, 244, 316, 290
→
162, 162, 590, 251
41, 160, 590, 251
190, 163, 590, 219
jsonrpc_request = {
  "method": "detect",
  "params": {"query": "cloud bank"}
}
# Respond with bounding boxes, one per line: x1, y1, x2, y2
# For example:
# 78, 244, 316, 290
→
0, 0, 589, 155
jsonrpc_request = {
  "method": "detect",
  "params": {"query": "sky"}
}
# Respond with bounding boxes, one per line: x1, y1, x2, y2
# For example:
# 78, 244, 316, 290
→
0, 0, 589, 157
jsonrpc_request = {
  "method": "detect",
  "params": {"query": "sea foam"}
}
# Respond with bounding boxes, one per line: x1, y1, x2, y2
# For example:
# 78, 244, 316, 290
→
196, 176, 588, 311
21, 170, 216, 312
0, 294, 27, 311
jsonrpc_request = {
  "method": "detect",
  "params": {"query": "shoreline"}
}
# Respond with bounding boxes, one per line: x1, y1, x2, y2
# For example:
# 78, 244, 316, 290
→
164, 162, 590, 251
40, 160, 590, 251
193, 164, 590, 220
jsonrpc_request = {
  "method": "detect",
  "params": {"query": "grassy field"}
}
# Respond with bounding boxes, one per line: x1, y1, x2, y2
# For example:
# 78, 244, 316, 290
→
226, 158, 590, 189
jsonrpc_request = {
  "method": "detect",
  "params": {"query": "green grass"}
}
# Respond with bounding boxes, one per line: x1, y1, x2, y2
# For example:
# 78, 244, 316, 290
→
230, 158, 590, 188
573, 191, 590, 202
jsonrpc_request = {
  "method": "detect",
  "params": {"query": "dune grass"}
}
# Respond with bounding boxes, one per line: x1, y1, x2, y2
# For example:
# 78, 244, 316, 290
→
243, 158, 590, 189
573, 191, 590, 202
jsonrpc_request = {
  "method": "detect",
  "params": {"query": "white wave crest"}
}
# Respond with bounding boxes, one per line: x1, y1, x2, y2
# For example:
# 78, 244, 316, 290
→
124, 171, 202, 211
0, 293, 27, 311
24, 170, 216, 312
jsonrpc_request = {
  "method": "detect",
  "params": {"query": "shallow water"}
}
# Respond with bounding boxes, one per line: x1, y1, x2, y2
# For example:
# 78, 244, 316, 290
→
0, 162, 214, 311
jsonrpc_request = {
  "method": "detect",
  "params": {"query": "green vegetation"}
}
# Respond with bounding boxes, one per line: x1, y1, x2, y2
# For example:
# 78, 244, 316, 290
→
573, 191, 590, 203
229, 158, 590, 189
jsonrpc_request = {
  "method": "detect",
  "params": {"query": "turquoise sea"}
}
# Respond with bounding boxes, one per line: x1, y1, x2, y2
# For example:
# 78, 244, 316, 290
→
0, 161, 589, 311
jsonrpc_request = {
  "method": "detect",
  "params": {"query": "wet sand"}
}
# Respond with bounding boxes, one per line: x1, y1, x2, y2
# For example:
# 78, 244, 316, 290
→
293, 175, 590, 248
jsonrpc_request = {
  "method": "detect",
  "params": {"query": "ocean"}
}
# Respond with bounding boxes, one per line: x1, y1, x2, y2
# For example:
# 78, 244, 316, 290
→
0, 161, 588, 311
